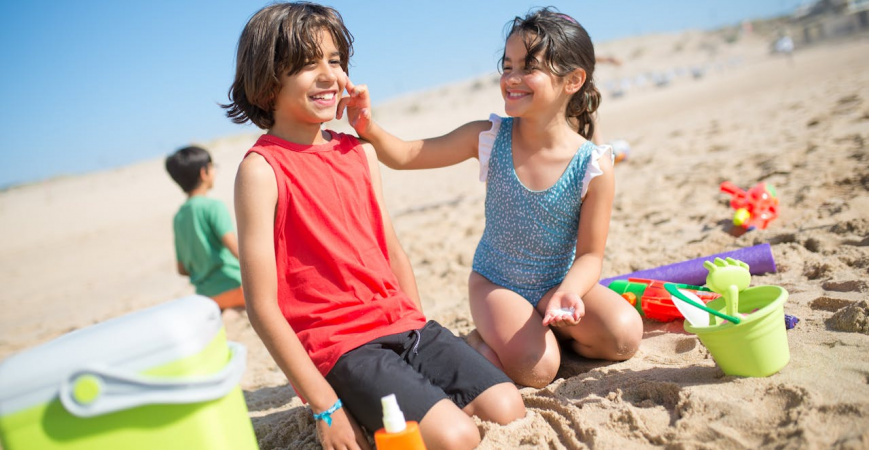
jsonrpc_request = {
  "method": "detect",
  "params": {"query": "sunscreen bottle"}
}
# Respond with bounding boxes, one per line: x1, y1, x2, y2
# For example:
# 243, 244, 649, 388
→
373, 394, 426, 450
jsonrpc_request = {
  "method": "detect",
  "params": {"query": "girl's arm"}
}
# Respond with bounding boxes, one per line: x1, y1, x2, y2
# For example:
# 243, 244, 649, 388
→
541, 155, 615, 326
363, 120, 489, 170
362, 144, 423, 311
234, 154, 370, 450
339, 76, 486, 170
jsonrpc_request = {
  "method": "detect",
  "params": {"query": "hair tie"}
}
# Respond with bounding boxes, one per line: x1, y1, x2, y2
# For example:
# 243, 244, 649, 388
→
556, 13, 578, 24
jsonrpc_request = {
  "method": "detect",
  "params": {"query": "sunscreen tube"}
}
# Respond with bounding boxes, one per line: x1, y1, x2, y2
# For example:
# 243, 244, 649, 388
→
374, 394, 426, 449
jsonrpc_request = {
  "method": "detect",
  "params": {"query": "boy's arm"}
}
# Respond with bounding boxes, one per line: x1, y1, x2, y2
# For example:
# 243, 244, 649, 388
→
338, 76, 485, 170
235, 154, 368, 448
176, 261, 189, 276
220, 231, 240, 260
362, 145, 423, 312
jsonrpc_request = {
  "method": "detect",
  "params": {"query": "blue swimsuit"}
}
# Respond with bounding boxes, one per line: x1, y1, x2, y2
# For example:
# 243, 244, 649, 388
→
471, 115, 611, 306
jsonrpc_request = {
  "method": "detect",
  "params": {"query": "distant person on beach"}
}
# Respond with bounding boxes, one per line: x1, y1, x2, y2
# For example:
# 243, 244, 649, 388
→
225, 3, 524, 449
165, 145, 245, 311
773, 31, 794, 63
341, 7, 643, 388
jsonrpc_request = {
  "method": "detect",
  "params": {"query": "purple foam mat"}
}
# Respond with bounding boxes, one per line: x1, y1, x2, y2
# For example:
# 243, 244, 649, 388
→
601, 243, 777, 287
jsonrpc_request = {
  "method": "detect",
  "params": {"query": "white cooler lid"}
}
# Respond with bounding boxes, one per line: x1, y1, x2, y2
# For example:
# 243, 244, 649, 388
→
0, 296, 223, 416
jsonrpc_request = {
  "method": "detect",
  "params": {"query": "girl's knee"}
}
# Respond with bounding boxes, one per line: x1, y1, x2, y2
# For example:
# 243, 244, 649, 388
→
570, 308, 642, 361
603, 310, 643, 360
504, 343, 560, 388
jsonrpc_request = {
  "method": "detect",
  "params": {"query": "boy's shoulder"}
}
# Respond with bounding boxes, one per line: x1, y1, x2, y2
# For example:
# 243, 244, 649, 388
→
245, 132, 364, 163
175, 196, 225, 216
252, 130, 361, 148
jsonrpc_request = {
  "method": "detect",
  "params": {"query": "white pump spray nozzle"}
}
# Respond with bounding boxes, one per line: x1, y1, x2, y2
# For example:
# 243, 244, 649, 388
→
380, 393, 407, 433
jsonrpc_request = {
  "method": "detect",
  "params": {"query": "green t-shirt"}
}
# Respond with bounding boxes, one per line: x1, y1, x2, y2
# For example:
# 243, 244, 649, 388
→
173, 196, 242, 297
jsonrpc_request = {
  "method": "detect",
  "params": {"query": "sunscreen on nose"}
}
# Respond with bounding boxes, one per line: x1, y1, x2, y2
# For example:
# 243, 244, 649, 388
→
373, 394, 426, 449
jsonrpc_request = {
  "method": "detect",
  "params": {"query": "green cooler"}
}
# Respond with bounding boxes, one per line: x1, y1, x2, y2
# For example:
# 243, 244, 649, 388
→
0, 296, 258, 449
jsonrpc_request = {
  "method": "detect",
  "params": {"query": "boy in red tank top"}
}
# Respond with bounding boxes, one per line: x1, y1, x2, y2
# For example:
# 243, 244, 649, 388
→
224, 3, 525, 449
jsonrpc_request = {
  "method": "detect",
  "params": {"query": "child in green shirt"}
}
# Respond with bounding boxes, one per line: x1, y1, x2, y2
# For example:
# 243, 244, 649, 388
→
166, 145, 244, 310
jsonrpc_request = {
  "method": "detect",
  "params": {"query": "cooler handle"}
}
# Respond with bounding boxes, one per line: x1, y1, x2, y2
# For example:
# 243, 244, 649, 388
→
59, 341, 247, 418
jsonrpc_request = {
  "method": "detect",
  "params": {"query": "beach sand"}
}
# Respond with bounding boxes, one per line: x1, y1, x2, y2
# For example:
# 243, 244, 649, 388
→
1, 29, 868, 449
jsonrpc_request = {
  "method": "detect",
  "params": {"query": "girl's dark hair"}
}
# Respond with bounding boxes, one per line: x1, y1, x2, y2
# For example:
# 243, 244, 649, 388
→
501, 7, 600, 139
221, 2, 354, 129
166, 146, 212, 193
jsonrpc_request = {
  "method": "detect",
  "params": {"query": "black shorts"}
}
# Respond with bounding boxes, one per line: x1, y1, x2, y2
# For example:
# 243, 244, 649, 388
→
325, 320, 511, 432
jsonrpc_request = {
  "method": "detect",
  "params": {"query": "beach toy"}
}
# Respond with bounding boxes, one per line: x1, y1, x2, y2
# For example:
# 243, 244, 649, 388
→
720, 181, 779, 230
676, 258, 790, 377
785, 314, 799, 330
609, 139, 631, 164
601, 243, 777, 287
607, 278, 720, 322
0, 296, 257, 450
669, 289, 711, 327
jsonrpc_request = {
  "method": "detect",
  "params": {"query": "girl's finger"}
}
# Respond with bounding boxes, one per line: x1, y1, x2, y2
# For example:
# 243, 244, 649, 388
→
336, 97, 350, 119
342, 72, 354, 92
352, 84, 368, 98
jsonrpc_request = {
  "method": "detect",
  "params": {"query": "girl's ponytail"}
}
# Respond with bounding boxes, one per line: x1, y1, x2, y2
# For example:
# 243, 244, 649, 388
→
567, 79, 601, 140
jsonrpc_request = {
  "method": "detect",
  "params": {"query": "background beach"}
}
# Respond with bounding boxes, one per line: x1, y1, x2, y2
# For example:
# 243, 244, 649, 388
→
2, 17, 869, 450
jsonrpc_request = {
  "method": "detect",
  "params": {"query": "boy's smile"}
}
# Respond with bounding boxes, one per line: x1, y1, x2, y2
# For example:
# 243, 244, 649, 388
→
310, 91, 337, 105
270, 30, 346, 143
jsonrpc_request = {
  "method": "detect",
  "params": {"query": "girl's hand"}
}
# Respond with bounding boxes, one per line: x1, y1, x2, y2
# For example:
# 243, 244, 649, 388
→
316, 407, 372, 450
337, 74, 373, 136
542, 292, 585, 327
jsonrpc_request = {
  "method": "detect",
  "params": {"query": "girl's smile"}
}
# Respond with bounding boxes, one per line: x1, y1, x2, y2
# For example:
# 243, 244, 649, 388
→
500, 33, 565, 118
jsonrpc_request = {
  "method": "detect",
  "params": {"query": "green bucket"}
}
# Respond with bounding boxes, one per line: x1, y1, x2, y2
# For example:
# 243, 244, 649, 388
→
684, 285, 789, 377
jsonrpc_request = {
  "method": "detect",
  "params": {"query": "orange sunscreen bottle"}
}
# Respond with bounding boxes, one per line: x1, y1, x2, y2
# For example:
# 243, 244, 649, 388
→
373, 394, 426, 450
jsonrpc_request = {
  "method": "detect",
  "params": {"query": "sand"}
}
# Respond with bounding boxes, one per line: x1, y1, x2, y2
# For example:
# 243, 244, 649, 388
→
1, 28, 868, 449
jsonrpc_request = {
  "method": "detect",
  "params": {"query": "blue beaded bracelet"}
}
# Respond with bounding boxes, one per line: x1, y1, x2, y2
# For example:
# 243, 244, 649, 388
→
312, 399, 343, 427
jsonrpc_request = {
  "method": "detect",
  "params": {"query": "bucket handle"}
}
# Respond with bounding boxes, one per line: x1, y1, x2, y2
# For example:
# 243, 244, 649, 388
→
59, 341, 247, 418
664, 283, 742, 324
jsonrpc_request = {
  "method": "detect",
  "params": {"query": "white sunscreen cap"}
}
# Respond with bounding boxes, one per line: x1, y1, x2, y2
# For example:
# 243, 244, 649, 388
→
381, 393, 407, 433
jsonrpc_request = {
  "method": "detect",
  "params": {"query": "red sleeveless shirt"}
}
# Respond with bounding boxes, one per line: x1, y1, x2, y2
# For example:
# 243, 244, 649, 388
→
246, 132, 426, 376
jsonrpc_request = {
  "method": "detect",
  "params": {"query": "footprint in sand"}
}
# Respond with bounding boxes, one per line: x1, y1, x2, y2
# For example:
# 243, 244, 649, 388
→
803, 261, 833, 280
674, 337, 698, 354
826, 300, 869, 334
810, 296, 855, 312
822, 279, 869, 293
619, 380, 683, 410
832, 94, 861, 115
831, 218, 869, 235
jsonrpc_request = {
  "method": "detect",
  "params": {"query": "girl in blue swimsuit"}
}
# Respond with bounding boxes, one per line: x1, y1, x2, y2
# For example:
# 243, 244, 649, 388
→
341, 8, 643, 388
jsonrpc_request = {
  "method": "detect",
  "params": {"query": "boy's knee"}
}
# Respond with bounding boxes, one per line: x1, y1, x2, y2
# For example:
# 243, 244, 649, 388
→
422, 414, 480, 450
492, 392, 527, 425
468, 382, 526, 425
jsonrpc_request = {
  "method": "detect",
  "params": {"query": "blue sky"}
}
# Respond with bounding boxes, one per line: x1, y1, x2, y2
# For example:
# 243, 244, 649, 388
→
0, 1, 801, 188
